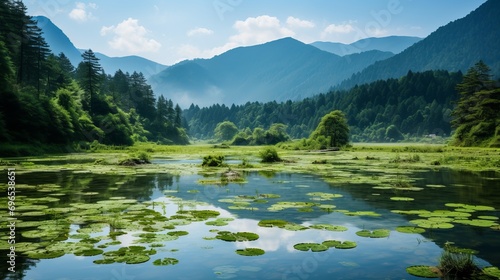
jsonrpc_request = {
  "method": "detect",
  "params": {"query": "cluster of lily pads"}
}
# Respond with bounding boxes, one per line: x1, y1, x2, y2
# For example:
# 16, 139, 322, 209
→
293, 240, 357, 252
392, 202, 498, 230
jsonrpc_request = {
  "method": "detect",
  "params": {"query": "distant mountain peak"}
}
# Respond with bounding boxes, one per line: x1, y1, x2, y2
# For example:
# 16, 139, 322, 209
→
310, 35, 422, 56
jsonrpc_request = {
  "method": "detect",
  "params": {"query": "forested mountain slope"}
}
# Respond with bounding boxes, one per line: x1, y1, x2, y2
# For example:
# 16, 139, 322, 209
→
338, 0, 500, 89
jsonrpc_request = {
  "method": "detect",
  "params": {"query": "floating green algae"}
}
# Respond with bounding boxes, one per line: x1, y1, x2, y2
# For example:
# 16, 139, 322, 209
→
216, 231, 259, 242
406, 265, 440, 278
235, 248, 265, 256
395, 226, 426, 234
153, 258, 179, 266
309, 224, 348, 232
356, 229, 390, 238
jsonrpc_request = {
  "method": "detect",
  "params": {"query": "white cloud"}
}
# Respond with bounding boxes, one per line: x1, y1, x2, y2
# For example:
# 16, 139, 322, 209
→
68, 2, 97, 22
230, 15, 295, 46
286, 16, 315, 29
178, 15, 296, 61
187, 27, 214, 37
100, 18, 161, 53
323, 23, 356, 35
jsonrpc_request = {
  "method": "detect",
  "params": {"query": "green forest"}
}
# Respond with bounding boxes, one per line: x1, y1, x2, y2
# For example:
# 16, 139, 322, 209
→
1, 0, 499, 156
0, 1, 188, 156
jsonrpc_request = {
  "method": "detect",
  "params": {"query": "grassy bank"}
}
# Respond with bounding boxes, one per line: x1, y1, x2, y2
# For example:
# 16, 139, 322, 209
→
1, 143, 498, 177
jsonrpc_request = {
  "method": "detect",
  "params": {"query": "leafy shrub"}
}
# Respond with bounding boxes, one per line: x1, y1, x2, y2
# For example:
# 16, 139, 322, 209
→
259, 147, 281, 163
202, 155, 226, 167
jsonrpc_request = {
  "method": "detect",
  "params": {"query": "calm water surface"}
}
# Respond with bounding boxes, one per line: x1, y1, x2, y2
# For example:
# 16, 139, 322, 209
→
1, 167, 499, 280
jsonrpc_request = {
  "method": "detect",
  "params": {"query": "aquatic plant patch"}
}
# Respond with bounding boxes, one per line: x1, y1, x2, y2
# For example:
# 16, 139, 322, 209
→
483, 266, 500, 278
216, 231, 259, 242
235, 248, 265, 256
409, 219, 454, 229
97, 246, 156, 264
406, 265, 440, 278
395, 226, 426, 234
153, 258, 179, 266
322, 240, 357, 249
390, 197, 415, 201
309, 224, 348, 232
355, 229, 390, 238
293, 243, 329, 252
306, 192, 343, 201
258, 220, 308, 231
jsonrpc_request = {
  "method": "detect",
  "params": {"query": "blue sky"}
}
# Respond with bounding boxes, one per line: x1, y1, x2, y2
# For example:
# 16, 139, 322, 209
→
26, 0, 487, 65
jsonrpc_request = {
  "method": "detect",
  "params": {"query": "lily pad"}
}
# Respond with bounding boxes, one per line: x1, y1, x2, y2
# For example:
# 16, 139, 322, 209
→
409, 219, 454, 229
235, 248, 265, 256
483, 266, 500, 278
306, 192, 343, 201
153, 258, 179, 266
406, 265, 440, 278
216, 231, 259, 242
453, 219, 498, 227
396, 226, 426, 234
343, 211, 381, 217
426, 184, 446, 188
74, 248, 104, 257
257, 220, 308, 231
356, 229, 390, 238
167, 231, 189, 237
206, 218, 234, 226
309, 224, 347, 232
293, 243, 329, 252
390, 197, 414, 201
322, 240, 357, 249
478, 216, 498, 220
26, 249, 65, 259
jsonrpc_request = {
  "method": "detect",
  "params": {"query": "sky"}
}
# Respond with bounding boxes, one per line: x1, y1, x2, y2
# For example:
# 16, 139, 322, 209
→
26, 0, 487, 66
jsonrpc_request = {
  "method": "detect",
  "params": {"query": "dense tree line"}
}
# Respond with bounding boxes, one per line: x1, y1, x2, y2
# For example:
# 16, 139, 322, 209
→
0, 0, 187, 155
451, 61, 500, 147
185, 70, 463, 142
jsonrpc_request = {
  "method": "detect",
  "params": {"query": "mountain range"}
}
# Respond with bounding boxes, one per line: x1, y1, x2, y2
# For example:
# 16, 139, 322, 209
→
35, 0, 499, 107
338, 0, 500, 89
310, 36, 421, 56
34, 16, 167, 77
149, 38, 394, 107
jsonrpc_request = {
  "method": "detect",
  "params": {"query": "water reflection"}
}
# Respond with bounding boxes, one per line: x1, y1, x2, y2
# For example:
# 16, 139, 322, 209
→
1, 169, 498, 279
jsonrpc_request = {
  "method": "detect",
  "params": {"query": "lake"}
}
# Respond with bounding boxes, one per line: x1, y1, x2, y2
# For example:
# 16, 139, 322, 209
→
1, 166, 499, 279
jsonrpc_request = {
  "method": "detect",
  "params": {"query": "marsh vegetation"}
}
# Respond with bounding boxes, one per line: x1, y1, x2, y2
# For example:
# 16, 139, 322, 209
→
1, 143, 499, 279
